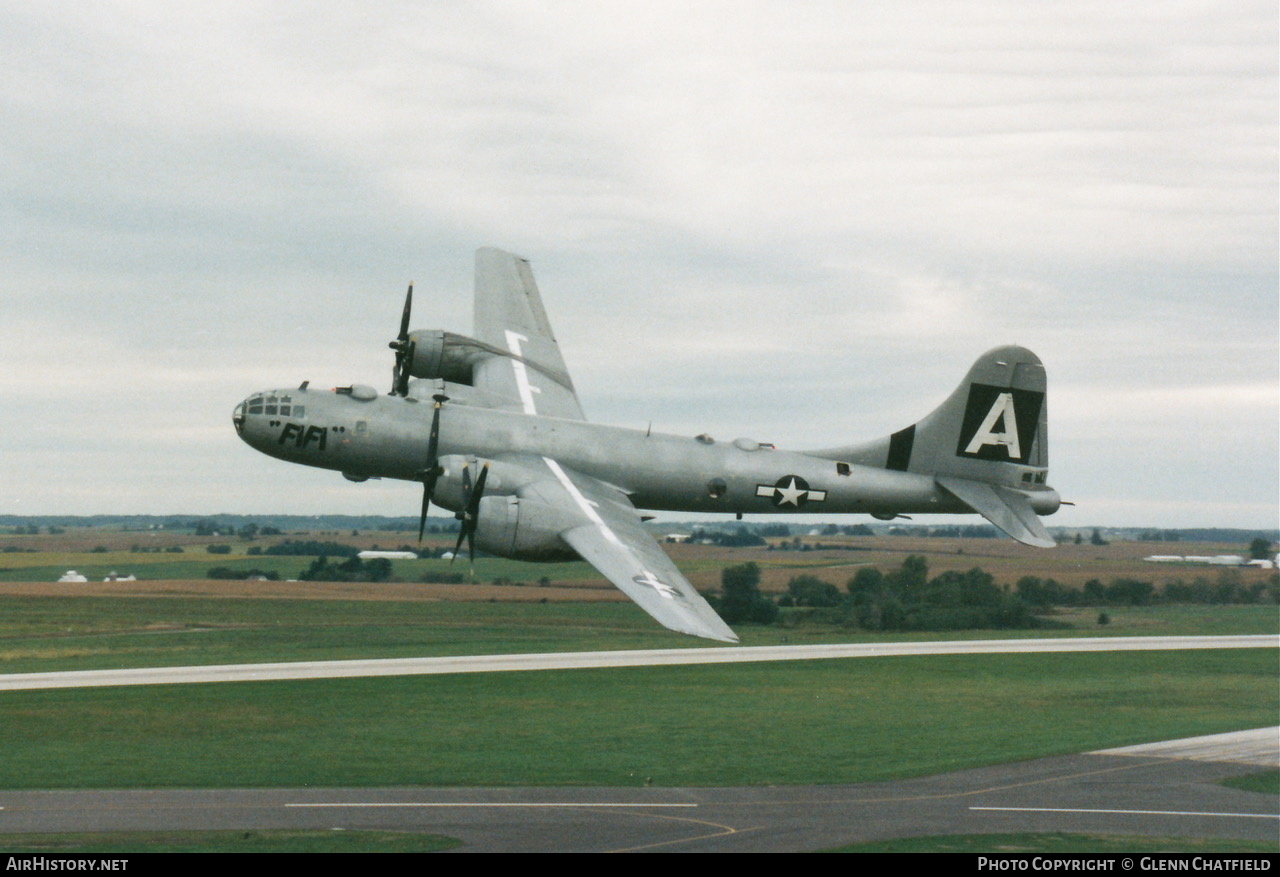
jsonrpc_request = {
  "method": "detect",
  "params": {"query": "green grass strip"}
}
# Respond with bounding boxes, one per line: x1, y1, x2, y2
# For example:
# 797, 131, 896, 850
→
1221, 769, 1280, 796
829, 832, 1277, 853
0, 649, 1273, 789
0, 830, 460, 853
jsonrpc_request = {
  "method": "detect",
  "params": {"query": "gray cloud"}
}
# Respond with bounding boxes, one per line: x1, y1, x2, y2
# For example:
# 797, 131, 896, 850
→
1, 1, 1274, 527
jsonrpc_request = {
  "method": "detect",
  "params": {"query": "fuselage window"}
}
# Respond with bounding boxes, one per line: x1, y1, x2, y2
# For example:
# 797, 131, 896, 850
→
355, 420, 368, 435
836, 462, 851, 476
249, 405, 263, 414
264, 405, 278, 415
706, 477, 727, 499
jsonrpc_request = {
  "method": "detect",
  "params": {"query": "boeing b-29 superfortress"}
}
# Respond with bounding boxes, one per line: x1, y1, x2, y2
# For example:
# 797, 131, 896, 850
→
235, 248, 1060, 642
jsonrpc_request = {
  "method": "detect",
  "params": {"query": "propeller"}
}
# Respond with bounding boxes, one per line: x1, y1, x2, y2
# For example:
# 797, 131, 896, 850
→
389, 283, 415, 396
415, 394, 449, 541
451, 461, 490, 564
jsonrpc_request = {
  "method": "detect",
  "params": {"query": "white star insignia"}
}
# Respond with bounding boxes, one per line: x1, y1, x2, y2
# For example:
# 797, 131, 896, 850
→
775, 477, 807, 507
633, 571, 680, 600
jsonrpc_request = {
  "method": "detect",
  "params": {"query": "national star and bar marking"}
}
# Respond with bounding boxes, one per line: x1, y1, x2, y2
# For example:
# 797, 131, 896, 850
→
756, 475, 827, 508
632, 571, 681, 600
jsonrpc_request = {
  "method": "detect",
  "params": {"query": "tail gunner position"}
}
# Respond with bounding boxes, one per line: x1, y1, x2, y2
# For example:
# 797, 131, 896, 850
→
235, 248, 1060, 642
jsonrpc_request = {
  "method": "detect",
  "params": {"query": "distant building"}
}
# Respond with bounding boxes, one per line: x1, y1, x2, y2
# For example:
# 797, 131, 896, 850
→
1141, 555, 1248, 567
57, 570, 88, 583
357, 550, 418, 560
103, 571, 137, 581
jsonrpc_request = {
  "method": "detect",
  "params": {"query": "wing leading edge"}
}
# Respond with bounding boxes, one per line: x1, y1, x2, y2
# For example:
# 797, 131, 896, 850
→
519, 456, 738, 643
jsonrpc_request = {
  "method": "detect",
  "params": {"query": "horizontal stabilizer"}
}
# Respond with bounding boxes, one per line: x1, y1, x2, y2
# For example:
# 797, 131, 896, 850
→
936, 475, 1056, 548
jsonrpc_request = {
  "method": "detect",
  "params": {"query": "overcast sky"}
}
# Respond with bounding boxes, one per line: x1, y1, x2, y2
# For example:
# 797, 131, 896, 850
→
2, 1, 1276, 530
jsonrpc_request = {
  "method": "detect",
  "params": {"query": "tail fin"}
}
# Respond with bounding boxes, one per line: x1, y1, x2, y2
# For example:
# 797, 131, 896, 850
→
820, 346, 1059, 546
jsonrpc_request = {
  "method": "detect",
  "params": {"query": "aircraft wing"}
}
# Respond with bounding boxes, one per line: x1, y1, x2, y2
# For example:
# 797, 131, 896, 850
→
471, 248, 586, 421
515, 455, 738, 643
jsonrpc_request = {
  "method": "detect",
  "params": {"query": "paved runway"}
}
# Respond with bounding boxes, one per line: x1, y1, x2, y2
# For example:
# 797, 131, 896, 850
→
0, 635, 1273, 691
1, 728, 1275, 851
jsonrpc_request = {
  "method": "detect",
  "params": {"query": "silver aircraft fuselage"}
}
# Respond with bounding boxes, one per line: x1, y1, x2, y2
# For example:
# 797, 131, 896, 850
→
234, 384, 1056, 519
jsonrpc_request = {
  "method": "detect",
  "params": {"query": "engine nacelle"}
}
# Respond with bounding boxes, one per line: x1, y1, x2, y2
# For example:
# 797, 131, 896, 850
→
405, 330, 492, 386
472, 495, 579, 562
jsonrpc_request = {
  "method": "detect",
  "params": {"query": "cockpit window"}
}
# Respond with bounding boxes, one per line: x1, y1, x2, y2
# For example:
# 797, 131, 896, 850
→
244, 394, 302, 418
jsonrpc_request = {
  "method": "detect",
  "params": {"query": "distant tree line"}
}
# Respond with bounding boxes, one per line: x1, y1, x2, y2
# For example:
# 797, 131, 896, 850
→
206, 567, 281, 581
298, 556, 393, 583
689, 528, 767, 548
255, 540, 361, 558
706, 556, 1279, 633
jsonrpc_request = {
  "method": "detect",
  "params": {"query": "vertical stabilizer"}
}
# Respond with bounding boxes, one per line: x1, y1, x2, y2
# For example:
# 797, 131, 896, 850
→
814, 346, 1059, 545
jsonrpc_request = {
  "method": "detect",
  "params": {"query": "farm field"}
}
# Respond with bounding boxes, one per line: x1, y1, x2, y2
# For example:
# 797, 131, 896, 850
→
0, 526, 1274, 673
2, 526, 1275, 593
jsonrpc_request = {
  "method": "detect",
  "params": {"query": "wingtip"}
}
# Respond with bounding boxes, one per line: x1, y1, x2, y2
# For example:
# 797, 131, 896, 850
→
691, 624, 739, 645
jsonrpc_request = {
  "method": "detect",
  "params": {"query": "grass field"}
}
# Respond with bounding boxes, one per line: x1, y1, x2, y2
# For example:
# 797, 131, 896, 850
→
0, 831, 461, 853
0, 649, 1273, 788
830, 833, 1279, 854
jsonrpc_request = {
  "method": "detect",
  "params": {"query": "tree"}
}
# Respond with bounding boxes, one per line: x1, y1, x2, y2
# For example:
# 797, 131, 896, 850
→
718, 563, 778, 625
887, 555, 929, 591
1107, 578, 1154, 606
846, 566, 885, 600
785, 575, 841, 607
1249, 537, 1274, 560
